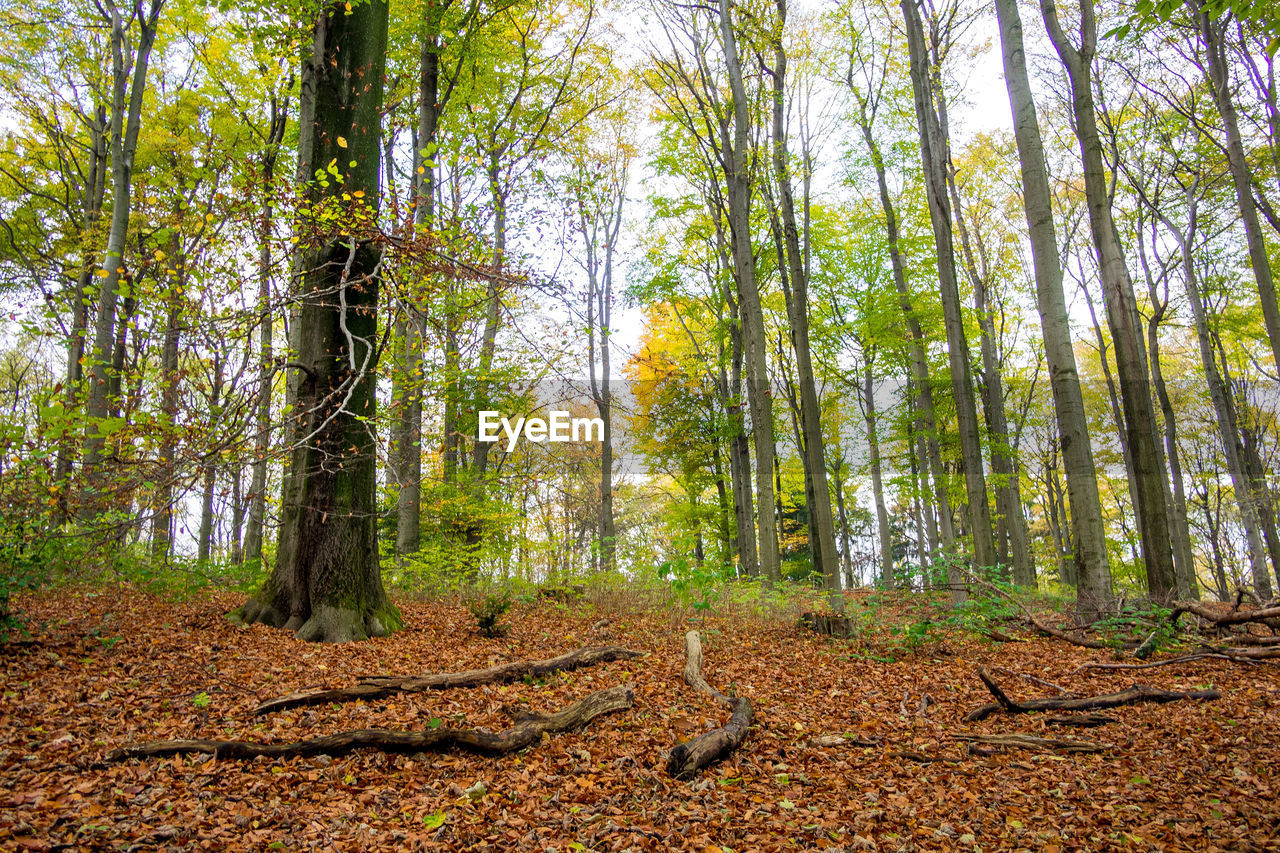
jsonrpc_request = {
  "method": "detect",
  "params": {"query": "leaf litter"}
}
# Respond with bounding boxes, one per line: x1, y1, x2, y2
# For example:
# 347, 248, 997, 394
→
2, 587, 1279, 851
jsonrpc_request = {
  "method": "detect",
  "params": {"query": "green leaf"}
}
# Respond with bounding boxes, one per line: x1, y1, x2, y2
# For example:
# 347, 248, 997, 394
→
422, 810, 446, 829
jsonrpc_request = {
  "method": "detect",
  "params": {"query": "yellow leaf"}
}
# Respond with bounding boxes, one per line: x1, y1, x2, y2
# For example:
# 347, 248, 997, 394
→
353, 190, 365, 198
337, 136, 347, 148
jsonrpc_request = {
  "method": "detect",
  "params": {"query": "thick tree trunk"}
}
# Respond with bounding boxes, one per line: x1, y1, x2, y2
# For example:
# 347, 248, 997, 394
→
1041, 0, 1176, 600
902, 0, 991, 596
230, 0, 401, 642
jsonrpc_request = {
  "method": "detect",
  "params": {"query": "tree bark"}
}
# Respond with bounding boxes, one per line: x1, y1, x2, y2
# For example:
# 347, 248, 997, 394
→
1190, 2, 1280, 373
230, 0, 401, 642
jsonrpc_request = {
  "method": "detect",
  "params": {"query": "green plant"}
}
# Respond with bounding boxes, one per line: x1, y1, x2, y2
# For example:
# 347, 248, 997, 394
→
466, 590, 512, 638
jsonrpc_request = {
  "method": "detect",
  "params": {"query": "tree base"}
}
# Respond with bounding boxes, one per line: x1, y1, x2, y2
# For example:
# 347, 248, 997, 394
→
228, 590, 403, 643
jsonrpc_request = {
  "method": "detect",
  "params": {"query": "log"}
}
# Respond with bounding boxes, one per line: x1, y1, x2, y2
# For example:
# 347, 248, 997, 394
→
667, 696, 753, 780
254, 645, 642, 715
667, 630, 753, 780
108, 684, 634, 762
799, 612, 856, 638
953, 733, 1107, 754
965, 667, 1220, 722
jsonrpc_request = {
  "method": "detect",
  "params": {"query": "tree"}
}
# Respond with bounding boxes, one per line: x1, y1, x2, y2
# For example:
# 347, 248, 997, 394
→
231, 0, 402, 642
994, 0, 1114, 618
901, 0, 993, 594
1041, 0, 1178, 599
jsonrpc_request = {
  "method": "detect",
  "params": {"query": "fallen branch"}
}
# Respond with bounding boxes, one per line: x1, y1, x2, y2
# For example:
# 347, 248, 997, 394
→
108, 684, 634, 762
965, 667, 1220, 722
1071, 653, 1259, 675
989, 666, 1073, 696
254, 645, 642, 715
667, 631, 754, 780
953, 733, 1107, 754
1044, 714, 1116, 727
960, 568, 1107, 649
1171, 602, 1280, 628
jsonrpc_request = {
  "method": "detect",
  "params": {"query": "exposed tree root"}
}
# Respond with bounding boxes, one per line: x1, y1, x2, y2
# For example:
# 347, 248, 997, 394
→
667, 630, 754, 780
254, 645, 642, 715
964, 666, 1220, 722
954, 733, 1107, 754
107, 684, 634, 762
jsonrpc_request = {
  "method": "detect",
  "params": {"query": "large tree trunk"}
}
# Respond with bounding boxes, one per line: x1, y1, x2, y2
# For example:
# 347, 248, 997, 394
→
230, 0, 401, 643
719, 0, 780, 584
1041, 0, 1176, 600
716, 225, 758, 578
902, 0, 992, 596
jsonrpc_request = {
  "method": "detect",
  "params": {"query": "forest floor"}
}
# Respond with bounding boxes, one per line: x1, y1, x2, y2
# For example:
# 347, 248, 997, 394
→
2, 585, 1279, 852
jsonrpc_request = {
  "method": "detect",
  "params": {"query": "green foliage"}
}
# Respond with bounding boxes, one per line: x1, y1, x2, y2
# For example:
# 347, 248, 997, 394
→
465, 589, 512, 638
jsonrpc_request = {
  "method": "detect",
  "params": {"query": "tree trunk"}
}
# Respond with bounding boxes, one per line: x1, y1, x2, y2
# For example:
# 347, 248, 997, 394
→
230, 0, 402, 642
1191, 2, 1280, 373
719, 0, 780, 585
1041, 0, 1176, 600
82, 0, 163, 516
243, 100, 285, 568
862, 360, 893, 588
850, 89, 955, 556
769, 0, 840, 608
902, 0, 991, 597
150, 262, 181, 561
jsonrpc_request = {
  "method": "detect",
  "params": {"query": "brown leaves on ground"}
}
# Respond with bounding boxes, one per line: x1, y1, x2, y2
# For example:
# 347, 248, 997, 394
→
2, 587, 1279, 852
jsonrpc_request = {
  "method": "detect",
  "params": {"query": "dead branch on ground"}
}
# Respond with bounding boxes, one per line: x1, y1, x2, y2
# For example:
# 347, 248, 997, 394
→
254, 645, 642, 715
108, 684, 634, 762
667, 630, 753, 780
965, 666, 1220, 722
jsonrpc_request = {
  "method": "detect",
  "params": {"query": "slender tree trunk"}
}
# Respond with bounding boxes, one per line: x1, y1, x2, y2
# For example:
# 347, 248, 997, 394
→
851, 97, 955, 555
1041, 0, 1176, 600
719, 0, 780, 584
1191, 3, 1280, 373
244, 101, 286, 567
902, 0, 990, 599
150, 261, 182, 560
198, 354, 224, 564
862, 361, 893, 589
82, 1, 163, 516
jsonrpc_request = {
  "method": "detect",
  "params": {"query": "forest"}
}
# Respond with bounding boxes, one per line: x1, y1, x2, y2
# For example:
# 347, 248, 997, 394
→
2, 0, 1280, 849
